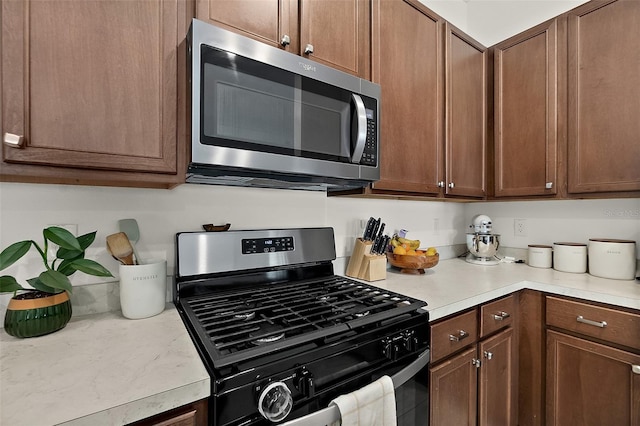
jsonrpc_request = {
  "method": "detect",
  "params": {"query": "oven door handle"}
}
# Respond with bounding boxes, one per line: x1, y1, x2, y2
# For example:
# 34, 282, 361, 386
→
280, 348, 430, 426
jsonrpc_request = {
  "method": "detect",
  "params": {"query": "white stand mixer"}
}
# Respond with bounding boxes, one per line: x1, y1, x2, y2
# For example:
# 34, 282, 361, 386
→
466, 214, 500, 265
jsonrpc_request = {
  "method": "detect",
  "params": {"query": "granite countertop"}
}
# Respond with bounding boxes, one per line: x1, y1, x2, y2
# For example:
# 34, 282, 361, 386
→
1, 259, 639, 426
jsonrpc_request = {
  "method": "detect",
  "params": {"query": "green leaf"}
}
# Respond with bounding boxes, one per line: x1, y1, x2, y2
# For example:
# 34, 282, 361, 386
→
57, 259, 78, 276
0, 241, 33, 270
27, 277, 58, 294
0, 276, 26, 293
56, 247, 83, 261
69, 259, 113, 278
77, 231, 97, 251
38, 270, 73, 293
44, 227, 81, 251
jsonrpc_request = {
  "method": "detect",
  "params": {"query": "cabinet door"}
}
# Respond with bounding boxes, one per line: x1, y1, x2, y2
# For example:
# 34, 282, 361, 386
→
196, 0, 297, 52
1, 0, 187, 187
547, 330, 640, 426
430, 346, 477, 426
444, 23, 488, 198
300, 0, 370, 78
371, 0, 443, 195
478, 328, 516, 426
493, 19, 559, 197
567, 0, 640, 194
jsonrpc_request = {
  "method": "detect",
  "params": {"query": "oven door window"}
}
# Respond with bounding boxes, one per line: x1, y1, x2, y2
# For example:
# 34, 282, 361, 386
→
395, 367, 429, 426
201, 45, 359, 163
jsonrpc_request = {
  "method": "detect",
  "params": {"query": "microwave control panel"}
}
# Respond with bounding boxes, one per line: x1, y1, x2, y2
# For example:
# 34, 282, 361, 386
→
360, 108, 377, 166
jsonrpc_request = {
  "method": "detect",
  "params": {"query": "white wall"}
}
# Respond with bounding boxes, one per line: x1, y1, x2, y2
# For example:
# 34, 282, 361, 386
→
421, 0, 590, 46
466, 198, 640, 250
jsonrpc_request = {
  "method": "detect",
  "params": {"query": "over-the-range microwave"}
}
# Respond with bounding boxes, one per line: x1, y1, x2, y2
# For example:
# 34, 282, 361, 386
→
186, 19, 381, 191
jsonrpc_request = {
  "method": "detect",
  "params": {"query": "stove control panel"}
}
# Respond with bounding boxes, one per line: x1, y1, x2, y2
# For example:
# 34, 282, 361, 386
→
242, 236, 294, 254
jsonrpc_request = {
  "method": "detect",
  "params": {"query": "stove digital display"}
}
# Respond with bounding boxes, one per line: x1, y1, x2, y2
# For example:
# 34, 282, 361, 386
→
242, 237, 294, 254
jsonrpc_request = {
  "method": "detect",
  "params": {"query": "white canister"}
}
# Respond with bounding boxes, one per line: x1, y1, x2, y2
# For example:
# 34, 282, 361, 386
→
119, 260, 167, 319
588, 239, 637, 280
528, 245, 553, 268
553, 242, 587, 273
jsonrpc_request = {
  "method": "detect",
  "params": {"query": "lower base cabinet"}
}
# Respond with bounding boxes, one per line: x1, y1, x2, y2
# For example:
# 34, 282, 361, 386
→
547, 330, 640, 425
430, 328, 515, 426
430, 294, 517, 426
127, 399, 208, 426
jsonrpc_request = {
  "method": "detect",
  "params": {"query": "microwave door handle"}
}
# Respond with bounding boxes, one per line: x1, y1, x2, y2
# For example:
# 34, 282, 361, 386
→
279, 348, 430, 426
350, 93, 367, 164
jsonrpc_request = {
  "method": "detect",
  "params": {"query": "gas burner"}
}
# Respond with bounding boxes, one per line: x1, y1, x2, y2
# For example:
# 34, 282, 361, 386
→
251, 333, 285, 346
234, 312, 256, 321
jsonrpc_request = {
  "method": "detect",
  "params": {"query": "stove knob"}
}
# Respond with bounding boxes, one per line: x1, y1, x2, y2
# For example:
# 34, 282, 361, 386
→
382, 339, 399, 361
295, 368, 315, 398
403, 332, 418, 352
257, 381, 293, 423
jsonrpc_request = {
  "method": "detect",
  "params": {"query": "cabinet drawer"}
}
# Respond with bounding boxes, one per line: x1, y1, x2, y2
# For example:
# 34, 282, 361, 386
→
431, 309, 478, 362
480, 294, 516, 337
546, 296, 640, 351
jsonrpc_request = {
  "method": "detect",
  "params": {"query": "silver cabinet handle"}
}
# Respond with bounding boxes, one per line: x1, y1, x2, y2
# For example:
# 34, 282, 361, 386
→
576, 315, 607, 328
545, 182, 553, 189
633, 365, 640, 375
484, 351, 493, 360
3, 133, 25, 148
449, 330, 469, 342
493, 311, 511, 321
448, 182, 455, 188
304, 44, 314, 55
281, 34, 291, 46
472, 358, 481, 368
437, 181, 445, 188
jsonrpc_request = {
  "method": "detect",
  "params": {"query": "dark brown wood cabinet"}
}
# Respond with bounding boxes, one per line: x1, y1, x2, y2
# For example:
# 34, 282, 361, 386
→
369, 2, 488, 199
1, 0, 190, 188
444, 23, 488, 199
370, 0, 443, 196
566, 0, 640, 194
546, 295, 640, 426
430, 294, 517, 426
492, 18, 561, 198
196, 0, 370, 79
547, 331, 640, 425
128, 398, 208, 426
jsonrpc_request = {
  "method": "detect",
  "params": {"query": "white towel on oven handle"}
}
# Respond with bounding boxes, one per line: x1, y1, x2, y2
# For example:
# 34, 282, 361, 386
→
328, 375, 397, 426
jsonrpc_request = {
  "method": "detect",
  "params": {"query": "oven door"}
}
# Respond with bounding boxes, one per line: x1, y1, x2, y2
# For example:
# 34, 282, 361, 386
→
280, 349, 430, 426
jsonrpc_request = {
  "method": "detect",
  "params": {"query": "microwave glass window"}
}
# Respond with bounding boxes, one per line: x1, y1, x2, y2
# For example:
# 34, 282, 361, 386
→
201, 46, 353, 162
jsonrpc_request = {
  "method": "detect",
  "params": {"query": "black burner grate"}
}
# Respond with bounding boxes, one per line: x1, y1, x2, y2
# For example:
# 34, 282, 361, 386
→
180, 276, 426, 368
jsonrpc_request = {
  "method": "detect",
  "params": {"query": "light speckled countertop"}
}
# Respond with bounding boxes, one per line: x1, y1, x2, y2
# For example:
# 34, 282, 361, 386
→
1, 259, 638, 426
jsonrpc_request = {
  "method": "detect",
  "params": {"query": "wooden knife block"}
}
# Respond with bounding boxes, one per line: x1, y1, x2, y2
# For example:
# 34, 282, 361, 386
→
345, 238, 387, 282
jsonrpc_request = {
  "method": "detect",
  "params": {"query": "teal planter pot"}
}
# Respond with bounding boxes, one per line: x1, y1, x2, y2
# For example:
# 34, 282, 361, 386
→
4, 292, 72, 338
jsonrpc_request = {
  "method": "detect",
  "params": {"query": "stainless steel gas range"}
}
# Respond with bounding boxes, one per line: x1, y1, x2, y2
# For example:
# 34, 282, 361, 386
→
174, 227, 430, 425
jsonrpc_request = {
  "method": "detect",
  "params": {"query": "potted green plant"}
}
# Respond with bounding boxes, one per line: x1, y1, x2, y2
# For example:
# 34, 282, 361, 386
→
0, 226, 113, 338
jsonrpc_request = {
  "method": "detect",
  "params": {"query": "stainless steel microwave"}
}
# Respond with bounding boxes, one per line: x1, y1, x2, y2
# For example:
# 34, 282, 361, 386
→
186, 19, 381, 191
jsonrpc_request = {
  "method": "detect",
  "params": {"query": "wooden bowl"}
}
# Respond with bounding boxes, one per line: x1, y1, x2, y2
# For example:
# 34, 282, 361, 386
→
386, 252, 439, 274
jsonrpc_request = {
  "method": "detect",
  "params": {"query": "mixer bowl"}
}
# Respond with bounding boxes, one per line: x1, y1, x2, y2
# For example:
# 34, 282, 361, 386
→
467, 233, 500, 258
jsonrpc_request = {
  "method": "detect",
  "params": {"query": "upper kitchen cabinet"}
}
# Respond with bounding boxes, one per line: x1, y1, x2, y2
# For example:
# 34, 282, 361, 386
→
444, 23, 488, 199
196, 0, 370, 79
566, 0, 640, 194
1, 0, 190, 189
370, 0, 443, 196
493, 18, 560, 198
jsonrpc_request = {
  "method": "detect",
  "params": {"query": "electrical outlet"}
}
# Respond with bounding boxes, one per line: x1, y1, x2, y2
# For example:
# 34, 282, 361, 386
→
514, 219, 527, 237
